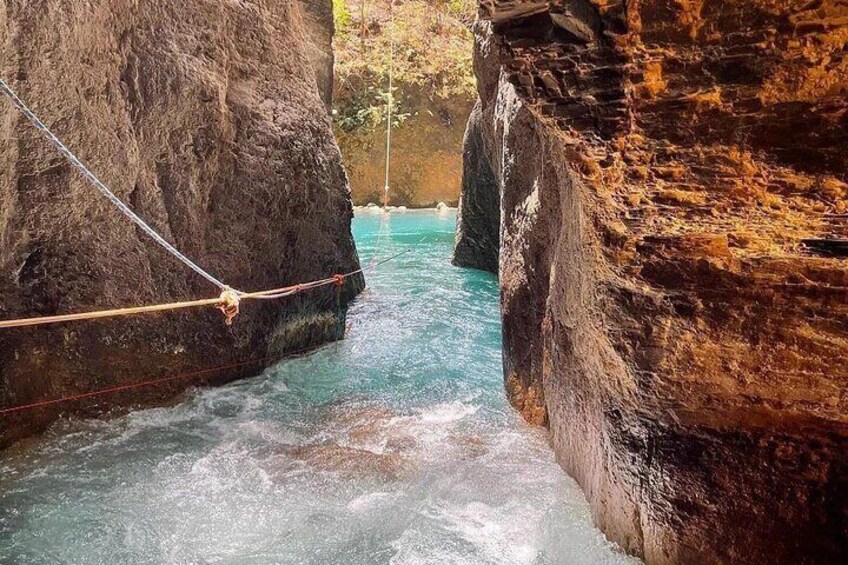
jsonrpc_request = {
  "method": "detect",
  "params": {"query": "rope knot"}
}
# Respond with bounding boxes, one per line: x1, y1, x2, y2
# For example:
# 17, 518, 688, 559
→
332, 274, 345, 287
216, 287, 241, 326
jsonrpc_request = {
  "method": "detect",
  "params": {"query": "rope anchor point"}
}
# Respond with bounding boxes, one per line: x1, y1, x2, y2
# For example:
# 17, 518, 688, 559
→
217, 287, 241, 326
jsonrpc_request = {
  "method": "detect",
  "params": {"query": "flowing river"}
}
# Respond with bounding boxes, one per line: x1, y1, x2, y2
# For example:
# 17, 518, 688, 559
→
0, 210, 636, 564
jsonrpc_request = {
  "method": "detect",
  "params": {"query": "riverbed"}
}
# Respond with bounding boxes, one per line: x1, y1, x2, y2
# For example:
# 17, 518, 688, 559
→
0, 210, 636, 564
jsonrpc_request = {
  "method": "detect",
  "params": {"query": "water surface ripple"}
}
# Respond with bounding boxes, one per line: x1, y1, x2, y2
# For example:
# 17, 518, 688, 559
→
0, 210, 637, 564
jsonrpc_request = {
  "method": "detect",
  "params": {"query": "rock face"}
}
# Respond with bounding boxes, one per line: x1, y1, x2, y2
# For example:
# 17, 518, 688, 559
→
336, 92, 473, 207
299, 0, 335, 109
453, 100, 499, 273
462, 1, 848, 562
0, 0, 362, 447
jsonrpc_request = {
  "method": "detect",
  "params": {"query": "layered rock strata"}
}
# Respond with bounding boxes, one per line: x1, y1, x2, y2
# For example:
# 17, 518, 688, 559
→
0, 0, 362, 447
461, 1, 848, 562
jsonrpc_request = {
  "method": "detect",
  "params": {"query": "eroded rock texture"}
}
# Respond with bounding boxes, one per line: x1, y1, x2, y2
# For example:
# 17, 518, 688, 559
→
299, 0, 335, 109
0, 0, 362, 447
465, 1, 848, 562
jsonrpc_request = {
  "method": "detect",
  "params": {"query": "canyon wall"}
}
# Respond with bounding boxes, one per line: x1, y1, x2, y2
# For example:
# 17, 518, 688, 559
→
0, 0, 362, 447
336, 92, 472, 207
460, 1, 848, 562
331, 0, 476, 208
299, 0, 335, 109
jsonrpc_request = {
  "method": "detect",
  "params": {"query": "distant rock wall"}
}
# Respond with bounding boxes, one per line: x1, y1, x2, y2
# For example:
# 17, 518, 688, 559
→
0, 0, 362, 447
337, 92, 473, 207
462, 1, 848, 562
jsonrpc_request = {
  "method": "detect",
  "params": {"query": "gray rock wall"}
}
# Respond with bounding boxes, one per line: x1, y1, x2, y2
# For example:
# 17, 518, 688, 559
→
298, 0, 335, 109
0, 0, 362, 447
453, 99, 499, 274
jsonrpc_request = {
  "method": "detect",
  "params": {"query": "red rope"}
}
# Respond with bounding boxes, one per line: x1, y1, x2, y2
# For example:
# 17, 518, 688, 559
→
0, 248, 413, 416
0, 349, 315, 416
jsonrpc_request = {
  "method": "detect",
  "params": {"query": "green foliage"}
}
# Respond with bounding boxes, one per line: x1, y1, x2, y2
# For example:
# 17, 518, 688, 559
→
335, 88, 411, 133
447, 0, 477, 25
333, 0, 352, 32
333, 0, 476, 133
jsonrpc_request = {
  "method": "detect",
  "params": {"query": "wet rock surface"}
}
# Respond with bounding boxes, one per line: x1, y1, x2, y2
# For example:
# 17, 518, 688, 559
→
463, 1, 848, 562
0, 0, 362, 447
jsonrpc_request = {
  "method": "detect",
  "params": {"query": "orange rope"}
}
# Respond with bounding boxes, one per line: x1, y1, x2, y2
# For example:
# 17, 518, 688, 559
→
0, 297, 221, 329
0, 275, 349, 330
0, 248, 409, 330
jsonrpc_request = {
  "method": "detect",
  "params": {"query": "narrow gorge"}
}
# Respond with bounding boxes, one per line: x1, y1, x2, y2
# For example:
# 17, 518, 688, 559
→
455, 0, 848, 562
0, 0, 362, 447
1, 0, 846, 562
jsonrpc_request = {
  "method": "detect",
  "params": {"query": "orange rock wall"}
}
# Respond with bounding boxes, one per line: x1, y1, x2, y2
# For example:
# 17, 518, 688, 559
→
466, 1, 848, 562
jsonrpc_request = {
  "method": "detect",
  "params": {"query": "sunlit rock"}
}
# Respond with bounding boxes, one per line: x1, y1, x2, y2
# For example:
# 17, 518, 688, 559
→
460, 2, 848, 562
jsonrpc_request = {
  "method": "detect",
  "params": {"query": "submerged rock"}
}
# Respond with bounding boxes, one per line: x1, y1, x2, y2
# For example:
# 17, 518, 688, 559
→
462, 2, 848, 563
0, 0, 362, 447
282, 444, 411, 482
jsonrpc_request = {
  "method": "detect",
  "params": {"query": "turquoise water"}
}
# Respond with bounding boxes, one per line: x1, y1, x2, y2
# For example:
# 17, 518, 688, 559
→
0, 210, 635, 564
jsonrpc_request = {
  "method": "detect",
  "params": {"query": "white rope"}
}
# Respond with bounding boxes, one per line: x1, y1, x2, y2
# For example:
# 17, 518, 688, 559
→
0, 78, 230, 291
383, 0, 395, 206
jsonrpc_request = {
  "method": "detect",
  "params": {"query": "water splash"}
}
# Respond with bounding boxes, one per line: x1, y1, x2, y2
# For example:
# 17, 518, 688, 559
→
0, 210, 638, 564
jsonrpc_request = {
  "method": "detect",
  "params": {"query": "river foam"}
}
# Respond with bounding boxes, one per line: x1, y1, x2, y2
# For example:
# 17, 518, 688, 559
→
0, 210, 637, 564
